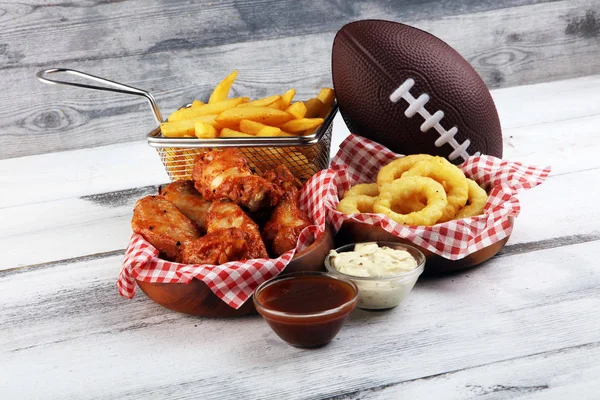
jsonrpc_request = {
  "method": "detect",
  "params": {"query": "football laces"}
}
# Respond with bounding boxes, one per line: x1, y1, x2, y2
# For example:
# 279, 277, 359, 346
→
389, 78, 479, 162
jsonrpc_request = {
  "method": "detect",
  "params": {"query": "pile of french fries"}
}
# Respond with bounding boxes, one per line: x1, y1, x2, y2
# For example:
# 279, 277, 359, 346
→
160, 70, 335, 138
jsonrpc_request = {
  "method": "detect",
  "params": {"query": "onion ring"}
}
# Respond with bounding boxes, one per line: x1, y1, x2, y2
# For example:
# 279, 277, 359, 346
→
337, 195, 377, 215
376, 154, 435, 187
454, 178, 488, 219
373, 176, 447, 226
402, 157, 468, 222
343, 183, 379, 199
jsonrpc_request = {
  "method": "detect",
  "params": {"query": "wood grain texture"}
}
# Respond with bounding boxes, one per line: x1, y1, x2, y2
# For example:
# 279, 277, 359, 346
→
2, 0, 600, 158
1, 239, 598, 399
0, 0, 558, 70
2, 75, 600, 269
5, 74, 600, 209
340, 342, 600, 398
3, 163, 598, 270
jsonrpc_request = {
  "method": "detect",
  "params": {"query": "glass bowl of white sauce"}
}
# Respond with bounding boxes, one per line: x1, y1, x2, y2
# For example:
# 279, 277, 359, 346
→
324, 242, 425, 310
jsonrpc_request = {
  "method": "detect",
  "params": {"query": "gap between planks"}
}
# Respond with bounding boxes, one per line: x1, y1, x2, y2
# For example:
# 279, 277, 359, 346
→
1, 239, 598, 399
2, 0, 599, 158
324, 340, 600, 400
2, 231, 599, 278
3, 73, 600, 209
1, 129, 598, 269
0, 0, 556, 71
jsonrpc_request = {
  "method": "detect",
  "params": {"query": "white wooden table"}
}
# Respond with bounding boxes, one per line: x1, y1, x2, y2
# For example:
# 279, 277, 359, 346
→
1, 76, 599, 399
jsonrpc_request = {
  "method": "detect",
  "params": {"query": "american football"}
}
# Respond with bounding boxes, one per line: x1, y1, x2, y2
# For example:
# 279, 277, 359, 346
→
332, 19, 503, 163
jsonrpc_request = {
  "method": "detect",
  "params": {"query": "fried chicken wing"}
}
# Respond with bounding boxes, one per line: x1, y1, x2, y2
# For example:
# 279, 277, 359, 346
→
131, 196, 201, 262
181, 201, 269, 264
205, 201, 269, 259
192, 149, 281, 212
159, 180, 211, 232
181, 228, 248, 265
262, 188, 312, 257
263, 164, 303, 191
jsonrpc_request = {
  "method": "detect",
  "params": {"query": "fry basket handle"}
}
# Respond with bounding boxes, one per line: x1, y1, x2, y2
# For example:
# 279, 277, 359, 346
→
36, 68, 163, 125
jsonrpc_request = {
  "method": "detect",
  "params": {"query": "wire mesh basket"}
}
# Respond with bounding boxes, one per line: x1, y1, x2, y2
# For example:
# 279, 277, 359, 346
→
37, 68, 336, 182
147, 104, 336, 182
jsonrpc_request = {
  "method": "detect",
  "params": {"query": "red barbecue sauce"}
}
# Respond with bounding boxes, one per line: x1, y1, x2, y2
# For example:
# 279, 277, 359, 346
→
256, 275, 358, 348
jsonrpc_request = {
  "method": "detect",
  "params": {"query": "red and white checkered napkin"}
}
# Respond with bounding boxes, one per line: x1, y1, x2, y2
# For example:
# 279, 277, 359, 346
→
324, 134, 551, 260
117, 174, 329, 309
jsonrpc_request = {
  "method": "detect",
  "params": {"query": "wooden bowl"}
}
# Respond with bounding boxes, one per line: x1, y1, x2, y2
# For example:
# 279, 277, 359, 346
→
136, 226, 335, 317
335, 218, 514, 274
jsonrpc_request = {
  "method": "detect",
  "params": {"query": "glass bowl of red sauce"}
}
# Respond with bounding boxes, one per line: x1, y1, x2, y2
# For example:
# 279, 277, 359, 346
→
253, 272, 359, 348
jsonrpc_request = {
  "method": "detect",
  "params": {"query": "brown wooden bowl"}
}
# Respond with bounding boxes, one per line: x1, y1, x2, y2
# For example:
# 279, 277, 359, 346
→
136, 225, 335, 317
335, 218, 514, 274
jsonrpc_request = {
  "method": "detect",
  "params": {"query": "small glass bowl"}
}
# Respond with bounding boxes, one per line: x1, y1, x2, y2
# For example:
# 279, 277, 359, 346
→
324, 242, 425, 310
253, 271, 359, 348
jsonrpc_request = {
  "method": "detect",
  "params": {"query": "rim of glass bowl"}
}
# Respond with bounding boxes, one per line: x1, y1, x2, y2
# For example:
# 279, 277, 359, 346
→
324, 241, 426, 282
253, 271, 359, 320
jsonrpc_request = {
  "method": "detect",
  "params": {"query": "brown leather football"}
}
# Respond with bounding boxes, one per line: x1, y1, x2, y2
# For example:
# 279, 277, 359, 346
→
332, 20, 503, 163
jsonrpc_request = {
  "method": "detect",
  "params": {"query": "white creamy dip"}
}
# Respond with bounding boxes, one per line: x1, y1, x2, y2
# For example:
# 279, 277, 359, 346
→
328, 242, 418, 277
327, 243, 423, 310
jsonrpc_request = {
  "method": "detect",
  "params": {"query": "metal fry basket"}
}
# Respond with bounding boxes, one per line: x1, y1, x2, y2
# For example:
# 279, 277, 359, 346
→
37, 68, 336, 182
148, 108, 335, 182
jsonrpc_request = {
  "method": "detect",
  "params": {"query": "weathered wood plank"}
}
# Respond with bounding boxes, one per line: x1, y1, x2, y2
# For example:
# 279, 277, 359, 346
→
2, 74, 600, 268
491, 73, 600, 130
0, 0, 558, 70
2, 0, 600, 158
2, 162, 597, 270
0, 186, 152, 269
1, 240, 598, 399
343, 342, 600, 399
3, 74, 599, 208
0, 140, 168, 209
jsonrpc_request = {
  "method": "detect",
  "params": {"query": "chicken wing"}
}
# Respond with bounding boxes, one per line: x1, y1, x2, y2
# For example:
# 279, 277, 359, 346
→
181, 228, 248, 265
263, 164, 303, 192
181, 200, 269, 264
131, 196, 201, 262
262, 188, 312, 257
159, 180, 211, 232
192, 148, 281, 212
205, 201, 269, 259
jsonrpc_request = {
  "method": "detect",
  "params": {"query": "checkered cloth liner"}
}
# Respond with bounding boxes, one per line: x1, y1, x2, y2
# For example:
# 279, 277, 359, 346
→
325, 134, 551, 260
117, 175, 328, 309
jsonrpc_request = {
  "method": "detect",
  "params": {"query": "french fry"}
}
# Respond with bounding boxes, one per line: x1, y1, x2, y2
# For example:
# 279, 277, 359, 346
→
268, 98, 285, 110
194, 122, 218, 138
269, 88, 296, 110
304, 98, 325, 118
220, 128, 254, 137
239, 119, 266, 135
317, 88, 335, 109
192, 114, 220, 127
303, 94, 331, 134
168, 97, 249, 122
216, 106, 294, 128
237, 95, 281, 108
278, 118, 324, 133
161, 114, 220, 137
282, 88, 296, 106
256, 126, 282, 136
208, 70, 238, 104
162, 72, 335, 145
164, 148, 197, 177
161, 120, 195, 137
317, 88, 335, 117
181, 149, 198, 172
286, 102, 307, 119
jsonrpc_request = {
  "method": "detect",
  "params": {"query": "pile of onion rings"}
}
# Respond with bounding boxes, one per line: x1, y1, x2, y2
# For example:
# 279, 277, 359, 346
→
336, 154, 489, 226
